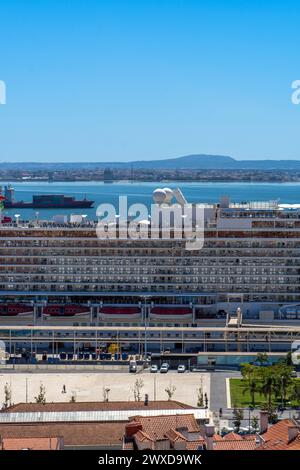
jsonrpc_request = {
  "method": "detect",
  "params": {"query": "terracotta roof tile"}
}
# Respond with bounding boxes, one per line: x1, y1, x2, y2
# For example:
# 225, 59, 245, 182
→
0, 422, 125, 447
134, 430, 153, 442
213, 439, 257, 451
186, 441, 205, 450
1, 436, 62, 451
2, 400, 194, 414
223, 432, 243, 441
124, 414, 203, 450
256, 419, 300, 451
165, 429, 186, 442
131, 414, 199, 441
213, 434, 223, 441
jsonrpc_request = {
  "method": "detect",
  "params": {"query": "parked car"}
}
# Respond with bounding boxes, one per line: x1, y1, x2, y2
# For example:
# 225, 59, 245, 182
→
150, 364, 158, 373
160, 363, 169, 373
291, 370, 297, 378
177, 364, 186, 373
129, 360, 137, 373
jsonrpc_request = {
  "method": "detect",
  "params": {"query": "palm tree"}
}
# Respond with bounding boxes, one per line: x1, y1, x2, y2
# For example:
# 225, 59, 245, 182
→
272, 365, 292, 408
243, 379, 258, 408
256, 353, 268, 366
289, 382, 300, 406
260, 374, 274, 407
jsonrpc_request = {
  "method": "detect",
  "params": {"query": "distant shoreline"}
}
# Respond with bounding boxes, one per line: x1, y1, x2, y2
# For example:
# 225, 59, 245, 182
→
1, 178, 300, 184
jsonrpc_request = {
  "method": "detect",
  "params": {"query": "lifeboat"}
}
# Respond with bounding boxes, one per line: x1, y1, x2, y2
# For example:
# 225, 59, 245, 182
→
0, 303, 34, 317
150, 307, 192, 321
1, 216, 12, 224
42, 304, 90, 317
99, 306, 141, 320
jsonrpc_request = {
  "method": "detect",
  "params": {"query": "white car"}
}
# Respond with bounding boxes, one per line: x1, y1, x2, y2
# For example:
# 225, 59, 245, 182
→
177, 365, 186, 373
150, 364, 158, 373
160, 363, 169, 373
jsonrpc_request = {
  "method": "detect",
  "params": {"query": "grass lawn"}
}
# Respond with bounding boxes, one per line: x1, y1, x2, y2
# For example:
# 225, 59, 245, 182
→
229, 378, 300, 408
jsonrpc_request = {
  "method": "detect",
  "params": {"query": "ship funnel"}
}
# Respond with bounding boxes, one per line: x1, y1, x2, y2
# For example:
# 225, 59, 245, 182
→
220, 195, 230, 208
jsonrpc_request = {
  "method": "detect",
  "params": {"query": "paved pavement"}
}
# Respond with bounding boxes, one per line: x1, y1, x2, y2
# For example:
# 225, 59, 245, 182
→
209, 370, 241, 413
0, 370, 210, 407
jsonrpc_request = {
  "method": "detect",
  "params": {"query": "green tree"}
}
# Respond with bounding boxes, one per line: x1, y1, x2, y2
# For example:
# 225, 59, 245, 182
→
241, 363, 256, 386
232, 407, 244, 432
2, 383, 12, 410
260, 372, 274, 407
288, 381, 300, 406
243, 379, 258, 408
251, 415, 259, 433
285, 351, 293, 366
133, 378, 144, 402
256, 353, 268, 366
35, 383, 46, 404
165, 383, 176, 401
272, 364, 292, 407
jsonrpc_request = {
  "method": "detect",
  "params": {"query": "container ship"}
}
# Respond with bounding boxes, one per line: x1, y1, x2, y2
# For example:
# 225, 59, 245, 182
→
0, 187, 299, 325
1, 185, 94, 209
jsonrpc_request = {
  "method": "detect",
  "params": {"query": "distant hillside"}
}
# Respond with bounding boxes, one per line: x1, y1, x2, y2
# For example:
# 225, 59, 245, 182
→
2, 154, 300, 170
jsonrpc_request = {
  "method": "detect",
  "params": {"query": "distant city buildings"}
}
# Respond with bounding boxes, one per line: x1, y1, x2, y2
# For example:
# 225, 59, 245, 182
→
0, 167, 300, 183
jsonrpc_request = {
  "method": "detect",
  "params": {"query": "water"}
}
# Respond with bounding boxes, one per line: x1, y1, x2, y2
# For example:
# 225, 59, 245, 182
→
1, 180, 300, 220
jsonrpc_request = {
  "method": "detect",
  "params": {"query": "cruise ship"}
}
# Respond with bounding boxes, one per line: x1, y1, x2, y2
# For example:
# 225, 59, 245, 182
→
0, 188, 299, 327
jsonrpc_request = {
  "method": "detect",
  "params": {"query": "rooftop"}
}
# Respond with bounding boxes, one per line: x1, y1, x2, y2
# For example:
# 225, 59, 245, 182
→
257, 419, 300, 451
3, 400, 194, 414
124, 413, 205, 451
0, 400, 208, 425
1, 436, 62, 451
0, 422, 124, 448
213, 438, 257, 451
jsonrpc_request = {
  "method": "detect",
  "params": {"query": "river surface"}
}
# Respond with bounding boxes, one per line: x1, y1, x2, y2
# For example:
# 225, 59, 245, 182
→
1, 181, 300, 220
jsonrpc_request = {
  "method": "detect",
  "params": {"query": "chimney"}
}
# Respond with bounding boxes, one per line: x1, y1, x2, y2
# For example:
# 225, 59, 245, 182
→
125, 422, 143, 438
204, 424, 215, 451
144, 394, 149, 406
259, 411, 269, 434
288, 426, 300, 443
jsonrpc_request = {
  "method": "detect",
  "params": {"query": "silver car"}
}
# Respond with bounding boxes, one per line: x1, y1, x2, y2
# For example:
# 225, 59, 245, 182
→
160, 363, 169, 373
150, 364, 158, 373
177, 365, 186, 373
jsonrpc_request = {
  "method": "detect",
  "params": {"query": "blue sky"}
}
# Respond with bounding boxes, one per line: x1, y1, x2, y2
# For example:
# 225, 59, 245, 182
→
0, 0, 299, 162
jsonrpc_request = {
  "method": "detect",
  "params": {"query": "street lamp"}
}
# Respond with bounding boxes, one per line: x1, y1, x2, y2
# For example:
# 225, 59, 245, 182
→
248, 405, 254, 433
140, 295, 151, 362
281, 375, 284, 411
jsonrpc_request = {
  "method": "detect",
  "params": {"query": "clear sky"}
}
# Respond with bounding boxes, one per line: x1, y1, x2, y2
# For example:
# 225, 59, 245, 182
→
0, 0, 299, 162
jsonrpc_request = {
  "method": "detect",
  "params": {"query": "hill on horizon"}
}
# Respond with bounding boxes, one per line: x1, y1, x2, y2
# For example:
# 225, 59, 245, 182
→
2, 154, 300, 170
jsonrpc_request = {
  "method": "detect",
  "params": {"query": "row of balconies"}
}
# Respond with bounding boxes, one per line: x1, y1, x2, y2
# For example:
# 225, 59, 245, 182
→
2, 238, 300, 249
2, 275, 300, 287
0, 257, 299, 268
1, 249, 300, 260
1, 267, 300, 276
1, 282, 300, 294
